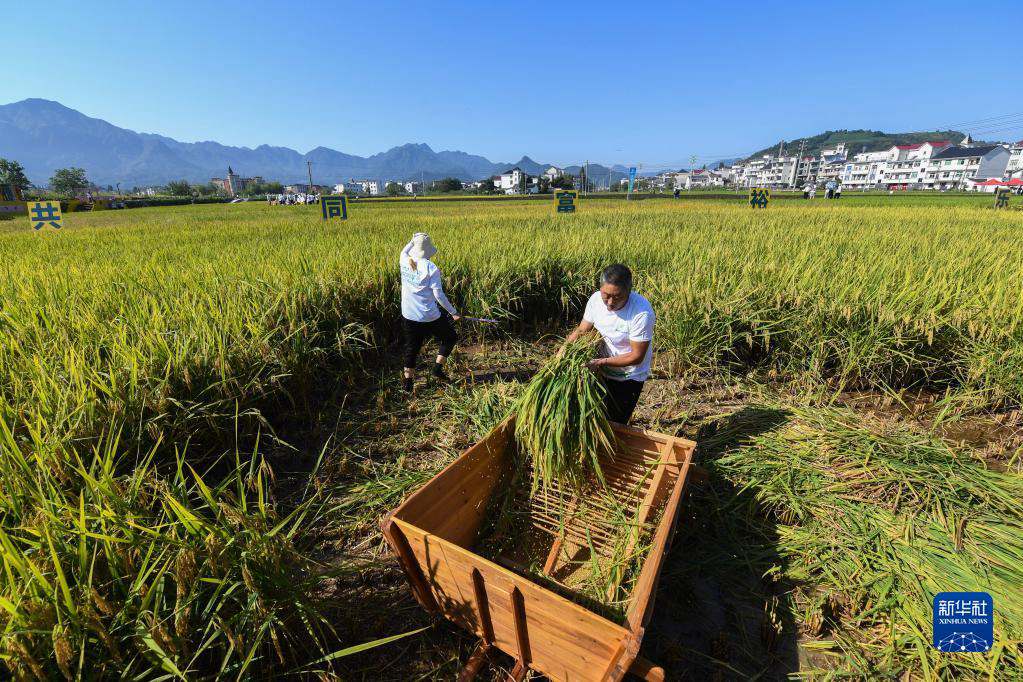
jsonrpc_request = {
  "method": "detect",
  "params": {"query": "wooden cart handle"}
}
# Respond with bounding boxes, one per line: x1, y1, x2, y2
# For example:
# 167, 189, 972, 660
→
380, 513, 439, 613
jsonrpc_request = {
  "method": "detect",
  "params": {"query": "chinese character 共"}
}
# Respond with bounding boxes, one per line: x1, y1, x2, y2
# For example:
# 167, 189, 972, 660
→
30, 202, 61, 230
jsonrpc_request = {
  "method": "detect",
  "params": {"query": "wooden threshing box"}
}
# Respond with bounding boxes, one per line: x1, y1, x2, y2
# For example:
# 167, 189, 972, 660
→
381, 416, 698, 681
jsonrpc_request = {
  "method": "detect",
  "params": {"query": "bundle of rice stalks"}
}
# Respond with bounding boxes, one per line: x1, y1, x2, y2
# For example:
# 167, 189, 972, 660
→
512, 334, 615, 491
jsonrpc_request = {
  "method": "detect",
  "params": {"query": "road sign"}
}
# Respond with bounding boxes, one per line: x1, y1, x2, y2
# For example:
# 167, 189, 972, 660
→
749, 188, 770, 209
994, 188, 1010, 209
627, 167, 637, 195
27, 200, 63, 230
554, 189, 578, 213
321, 195, 347, 220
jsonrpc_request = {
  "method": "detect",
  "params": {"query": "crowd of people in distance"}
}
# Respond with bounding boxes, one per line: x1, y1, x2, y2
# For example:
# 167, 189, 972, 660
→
267, 193, 320, 205
803, 180, 842, 199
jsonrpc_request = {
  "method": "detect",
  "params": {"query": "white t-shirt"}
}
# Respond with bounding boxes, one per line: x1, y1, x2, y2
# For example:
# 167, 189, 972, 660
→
583, 291, 655, 382
400, 243, 458, 322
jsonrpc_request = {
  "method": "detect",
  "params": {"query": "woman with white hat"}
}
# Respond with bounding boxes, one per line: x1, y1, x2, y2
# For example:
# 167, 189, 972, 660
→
400, 232, 460, 392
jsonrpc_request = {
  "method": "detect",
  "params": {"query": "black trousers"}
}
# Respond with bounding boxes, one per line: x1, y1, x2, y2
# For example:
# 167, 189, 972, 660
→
402, 314, 458, 368
602, 378, 645, 424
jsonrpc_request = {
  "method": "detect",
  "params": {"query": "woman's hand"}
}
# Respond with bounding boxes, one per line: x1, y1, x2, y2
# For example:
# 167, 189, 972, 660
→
585, 357, 605, 371
451, 314, 461, 322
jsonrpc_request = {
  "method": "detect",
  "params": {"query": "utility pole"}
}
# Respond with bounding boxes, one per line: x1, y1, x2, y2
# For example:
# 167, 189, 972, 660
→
306, 161, 315, 193
584, 160, 589, 195
794, 139, 806, 188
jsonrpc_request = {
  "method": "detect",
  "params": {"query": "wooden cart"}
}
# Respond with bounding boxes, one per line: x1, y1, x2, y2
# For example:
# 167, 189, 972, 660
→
380, 416, 698, 681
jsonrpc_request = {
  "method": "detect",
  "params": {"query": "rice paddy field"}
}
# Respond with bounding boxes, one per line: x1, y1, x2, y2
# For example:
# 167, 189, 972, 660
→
1, 196, 1021, 679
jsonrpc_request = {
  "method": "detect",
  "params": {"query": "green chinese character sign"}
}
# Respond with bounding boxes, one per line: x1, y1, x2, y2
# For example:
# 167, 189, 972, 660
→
321, 195, 348, 220
554, 190, 578, 213
994, 188, 1010, 209
749, 188, 770, 209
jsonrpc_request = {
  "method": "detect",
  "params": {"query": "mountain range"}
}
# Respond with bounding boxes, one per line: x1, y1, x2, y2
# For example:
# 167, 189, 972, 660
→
6, 99, 988, 190
0, 99, 587, 188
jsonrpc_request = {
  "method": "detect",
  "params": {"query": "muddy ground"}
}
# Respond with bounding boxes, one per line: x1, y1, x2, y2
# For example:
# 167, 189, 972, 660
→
267, 334, 1021, 681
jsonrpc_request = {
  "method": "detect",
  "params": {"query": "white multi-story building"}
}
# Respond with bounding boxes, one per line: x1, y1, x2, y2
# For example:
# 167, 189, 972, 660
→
543, 166, 564, 181
815, 154, 846, 185
734, 156, 772, 187
1005, 142, 1023, 176
495, 167, 530, 193
690, 169, 728, 187
654, 171, 677, 189
882, 141, 952, 189
673, 169, 727, 189
403, 181, 423, 194
922, 144, 1010, 190
334, 179, 378, 195
840, 149, 897, 190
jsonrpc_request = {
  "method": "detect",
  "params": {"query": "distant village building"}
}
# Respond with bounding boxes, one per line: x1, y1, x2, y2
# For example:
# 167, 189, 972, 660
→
285, 183, 327, 194
729, 134, 1022, 192
333, 179, 380, 196
881, 141, 952, 189
841, 149, 896, 190
210, 167, 263, 196
922, 144, 1009, 190
542, 166, 564, 181
403, 181, 423, 194
671, 169, 728, 190
1002, 141, 1023, 176
495, 167, 532, 194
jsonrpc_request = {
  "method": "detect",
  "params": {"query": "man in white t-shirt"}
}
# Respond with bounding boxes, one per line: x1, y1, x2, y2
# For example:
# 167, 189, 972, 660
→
565, 264, 655, 424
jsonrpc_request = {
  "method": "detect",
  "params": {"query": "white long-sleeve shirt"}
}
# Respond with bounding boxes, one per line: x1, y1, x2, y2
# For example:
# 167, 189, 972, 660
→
400, 241, 458, 322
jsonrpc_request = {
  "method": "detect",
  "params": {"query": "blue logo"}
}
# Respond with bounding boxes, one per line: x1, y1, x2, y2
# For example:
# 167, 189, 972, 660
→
933, 592, 993, 652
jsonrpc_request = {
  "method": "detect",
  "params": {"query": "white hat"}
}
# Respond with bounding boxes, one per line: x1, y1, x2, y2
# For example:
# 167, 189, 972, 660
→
409, 232, 437, 260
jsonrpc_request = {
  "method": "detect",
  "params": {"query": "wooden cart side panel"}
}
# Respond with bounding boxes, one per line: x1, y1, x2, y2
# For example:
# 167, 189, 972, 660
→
613, 423, 697, 452
625, 440, 695, 631
395, 519, 631, 682
394, 418, 514, 546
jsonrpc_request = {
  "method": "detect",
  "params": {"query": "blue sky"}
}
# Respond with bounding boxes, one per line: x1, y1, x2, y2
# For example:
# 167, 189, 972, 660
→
6, 1, 1022, 169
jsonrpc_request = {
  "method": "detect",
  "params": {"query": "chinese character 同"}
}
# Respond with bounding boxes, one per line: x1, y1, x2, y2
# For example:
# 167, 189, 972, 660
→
321, 196, 346, 220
